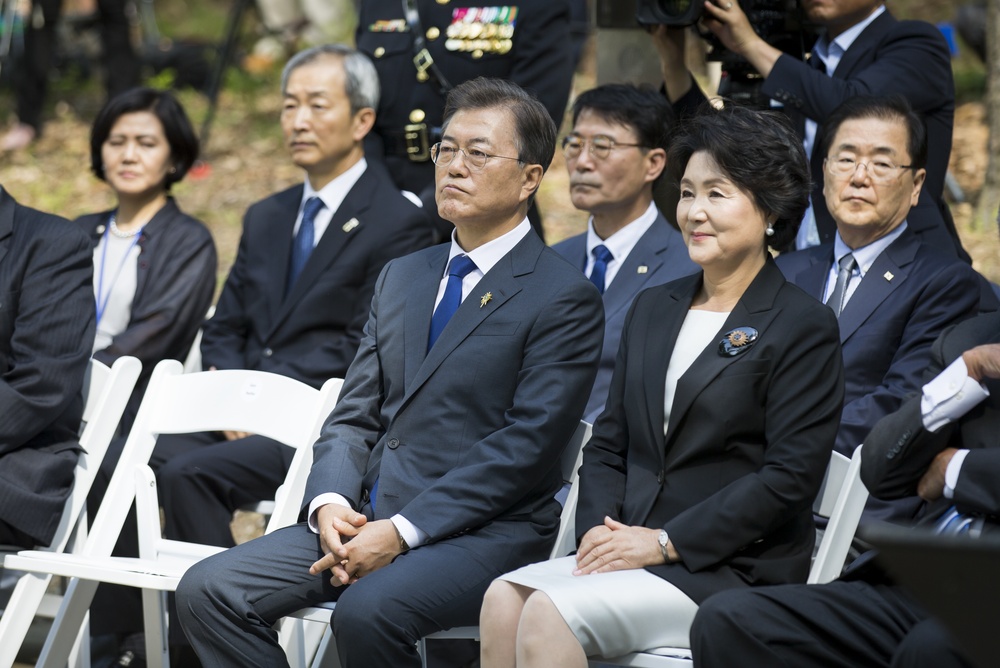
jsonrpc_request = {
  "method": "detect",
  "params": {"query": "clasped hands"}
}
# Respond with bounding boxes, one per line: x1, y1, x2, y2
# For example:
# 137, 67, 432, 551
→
573, 516, 677, 576
309, 504, 403, 586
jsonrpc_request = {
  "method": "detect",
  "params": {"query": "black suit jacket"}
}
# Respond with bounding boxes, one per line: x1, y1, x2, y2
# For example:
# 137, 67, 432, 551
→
577, 260, 844, 604
75, 198, 217, 429
861, 312, 1000, 529
0, 188, 95, 546
777, 227, 980, 461
763, 10, 960, 255
201, 162, 432, 388
675, 10, 963, 257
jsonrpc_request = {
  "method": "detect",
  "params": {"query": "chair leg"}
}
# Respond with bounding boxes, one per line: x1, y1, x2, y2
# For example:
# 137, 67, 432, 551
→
38, 578, 100, 668
141, 588, 169, 668
69, 613, 92, 668
0, 571, 55, 667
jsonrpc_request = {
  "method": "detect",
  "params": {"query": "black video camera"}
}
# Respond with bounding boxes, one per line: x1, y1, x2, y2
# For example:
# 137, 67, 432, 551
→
634, 0, 816, 108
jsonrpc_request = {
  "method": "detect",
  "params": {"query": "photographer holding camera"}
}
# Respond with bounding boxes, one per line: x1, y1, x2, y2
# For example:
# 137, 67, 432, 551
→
652, 0, 966, 260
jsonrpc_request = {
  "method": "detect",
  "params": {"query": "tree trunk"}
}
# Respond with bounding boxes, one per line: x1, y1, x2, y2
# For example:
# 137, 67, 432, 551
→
977, 0, 1000, 234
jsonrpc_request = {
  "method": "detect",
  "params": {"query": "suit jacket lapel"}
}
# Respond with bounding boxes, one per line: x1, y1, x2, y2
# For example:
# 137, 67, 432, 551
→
641, 274, 699, 457
837, 230, 917, 342
403, 246, 449, 390
401, 233, 538, 407
260, 186, 302, 325
797, 247, 832, 301
834, 10, 894, 80
663, 261, 786, 457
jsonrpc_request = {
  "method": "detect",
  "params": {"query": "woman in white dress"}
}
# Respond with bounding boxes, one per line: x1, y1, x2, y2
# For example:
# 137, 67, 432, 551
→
479, 103, 846, 666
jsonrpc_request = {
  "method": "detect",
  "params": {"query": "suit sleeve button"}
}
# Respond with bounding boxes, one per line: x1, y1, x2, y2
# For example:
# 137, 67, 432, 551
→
657, 471, 665, 485
387, 438, 400, 449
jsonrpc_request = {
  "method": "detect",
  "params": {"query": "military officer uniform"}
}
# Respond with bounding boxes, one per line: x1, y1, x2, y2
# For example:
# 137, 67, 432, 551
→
357, 0, 574, 240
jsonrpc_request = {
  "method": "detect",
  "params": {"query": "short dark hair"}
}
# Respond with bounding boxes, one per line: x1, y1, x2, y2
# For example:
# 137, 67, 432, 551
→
90, 88, 199, 190
281, 44, 380, 114
442, 77, 557, 174
668, 103, 810, 250
571, 83, 674, 153
819, 95, 928, 171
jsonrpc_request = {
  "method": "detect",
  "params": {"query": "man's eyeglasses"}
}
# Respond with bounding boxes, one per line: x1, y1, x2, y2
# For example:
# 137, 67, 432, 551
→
561, 135, 646, 161
825, 155, 914, 183
430, 142, 522, 171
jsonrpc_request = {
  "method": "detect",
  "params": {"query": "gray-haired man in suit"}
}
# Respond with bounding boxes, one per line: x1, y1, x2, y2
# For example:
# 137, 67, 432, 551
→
553, 83, 697, 423
176, 78, 604, 667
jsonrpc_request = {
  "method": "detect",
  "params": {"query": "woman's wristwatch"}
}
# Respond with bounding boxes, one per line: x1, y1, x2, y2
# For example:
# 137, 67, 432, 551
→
657, 530, 670, 563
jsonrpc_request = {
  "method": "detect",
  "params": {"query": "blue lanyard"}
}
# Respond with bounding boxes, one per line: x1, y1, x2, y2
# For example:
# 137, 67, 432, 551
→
95, 216, 143, 326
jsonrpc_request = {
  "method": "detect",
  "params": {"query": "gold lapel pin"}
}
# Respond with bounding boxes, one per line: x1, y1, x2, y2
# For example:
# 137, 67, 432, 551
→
637, 265, 648, 274
342, 218, 359, 233
480, 292, 493, 308
883, 271, 894, 281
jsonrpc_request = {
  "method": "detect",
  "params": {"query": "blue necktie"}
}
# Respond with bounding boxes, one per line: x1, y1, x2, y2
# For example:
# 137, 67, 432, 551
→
428, 254, 478, 351
589, 244, 613, 295
286, 196, 324, 294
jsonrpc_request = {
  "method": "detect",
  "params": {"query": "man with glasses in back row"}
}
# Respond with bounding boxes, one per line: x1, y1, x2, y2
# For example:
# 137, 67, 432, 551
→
552, 83, 696, 424
175, 77, 604, 668
776, 96, 982, 523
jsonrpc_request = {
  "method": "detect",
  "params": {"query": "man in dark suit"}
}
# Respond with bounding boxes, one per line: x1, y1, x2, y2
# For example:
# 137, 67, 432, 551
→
176, 77, 603, 668
0, 186, 94, 549
89, 44, 432, 662
552, 83, 696, 423
691, 310, 1000, 668
655, 0, 965, 259
774, 97, 980, 519
357, 0, 575, 241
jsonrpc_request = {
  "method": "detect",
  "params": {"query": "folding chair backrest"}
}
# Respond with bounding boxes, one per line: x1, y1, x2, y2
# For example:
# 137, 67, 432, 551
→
809, 445, 868, 584
551, 420, 592, 560
81, 361, 340, 558
266, 377, 345, 534
46, 356, 142, 554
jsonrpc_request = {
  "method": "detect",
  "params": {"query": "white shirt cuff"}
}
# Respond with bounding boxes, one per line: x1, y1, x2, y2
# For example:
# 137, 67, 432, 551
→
390, 514, 428, 548
921, 357, 990, 432
943, 449, 970, 499
307, 493, 352, 533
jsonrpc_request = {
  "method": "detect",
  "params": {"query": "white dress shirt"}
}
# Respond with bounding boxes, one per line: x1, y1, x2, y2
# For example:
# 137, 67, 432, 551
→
920, 356, 991, 498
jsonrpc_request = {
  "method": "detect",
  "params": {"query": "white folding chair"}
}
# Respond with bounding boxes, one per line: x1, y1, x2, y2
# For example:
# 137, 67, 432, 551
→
0, 356, 142, 668
5, 360, 343, 668
278, 421, 594, 668
591, 445, 870, 667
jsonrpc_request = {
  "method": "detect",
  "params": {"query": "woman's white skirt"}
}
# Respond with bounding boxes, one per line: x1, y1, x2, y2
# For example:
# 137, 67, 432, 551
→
498, 556, 699, 658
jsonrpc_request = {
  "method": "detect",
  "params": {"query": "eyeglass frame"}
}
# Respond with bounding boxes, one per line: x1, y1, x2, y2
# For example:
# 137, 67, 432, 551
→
824, 154, 915, 183
561, 134, 648, 160
430, 142, 523, 171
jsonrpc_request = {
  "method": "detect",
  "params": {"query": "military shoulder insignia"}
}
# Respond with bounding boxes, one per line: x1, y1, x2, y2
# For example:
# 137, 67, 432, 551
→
718, 326, 759, 357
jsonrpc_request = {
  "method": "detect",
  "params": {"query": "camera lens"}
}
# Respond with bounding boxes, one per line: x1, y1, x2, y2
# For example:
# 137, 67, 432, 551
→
658, 0, 693, 14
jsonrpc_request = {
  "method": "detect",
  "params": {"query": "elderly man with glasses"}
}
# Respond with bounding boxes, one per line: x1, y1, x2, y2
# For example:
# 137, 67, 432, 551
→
550, 83, 696, 423
776, 95, 982, 523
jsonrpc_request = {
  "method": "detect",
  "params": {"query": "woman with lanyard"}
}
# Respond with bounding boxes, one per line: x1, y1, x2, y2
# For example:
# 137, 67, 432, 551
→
76, 87, 216, 434
77, 87, 217, 666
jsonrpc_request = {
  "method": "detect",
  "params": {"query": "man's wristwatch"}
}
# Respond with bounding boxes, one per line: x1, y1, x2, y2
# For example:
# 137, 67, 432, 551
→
657, 530, 670, 563
392, 522, 410, 553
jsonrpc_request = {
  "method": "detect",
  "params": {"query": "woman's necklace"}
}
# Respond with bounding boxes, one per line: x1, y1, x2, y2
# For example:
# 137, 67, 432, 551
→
109, 213, 142, 238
